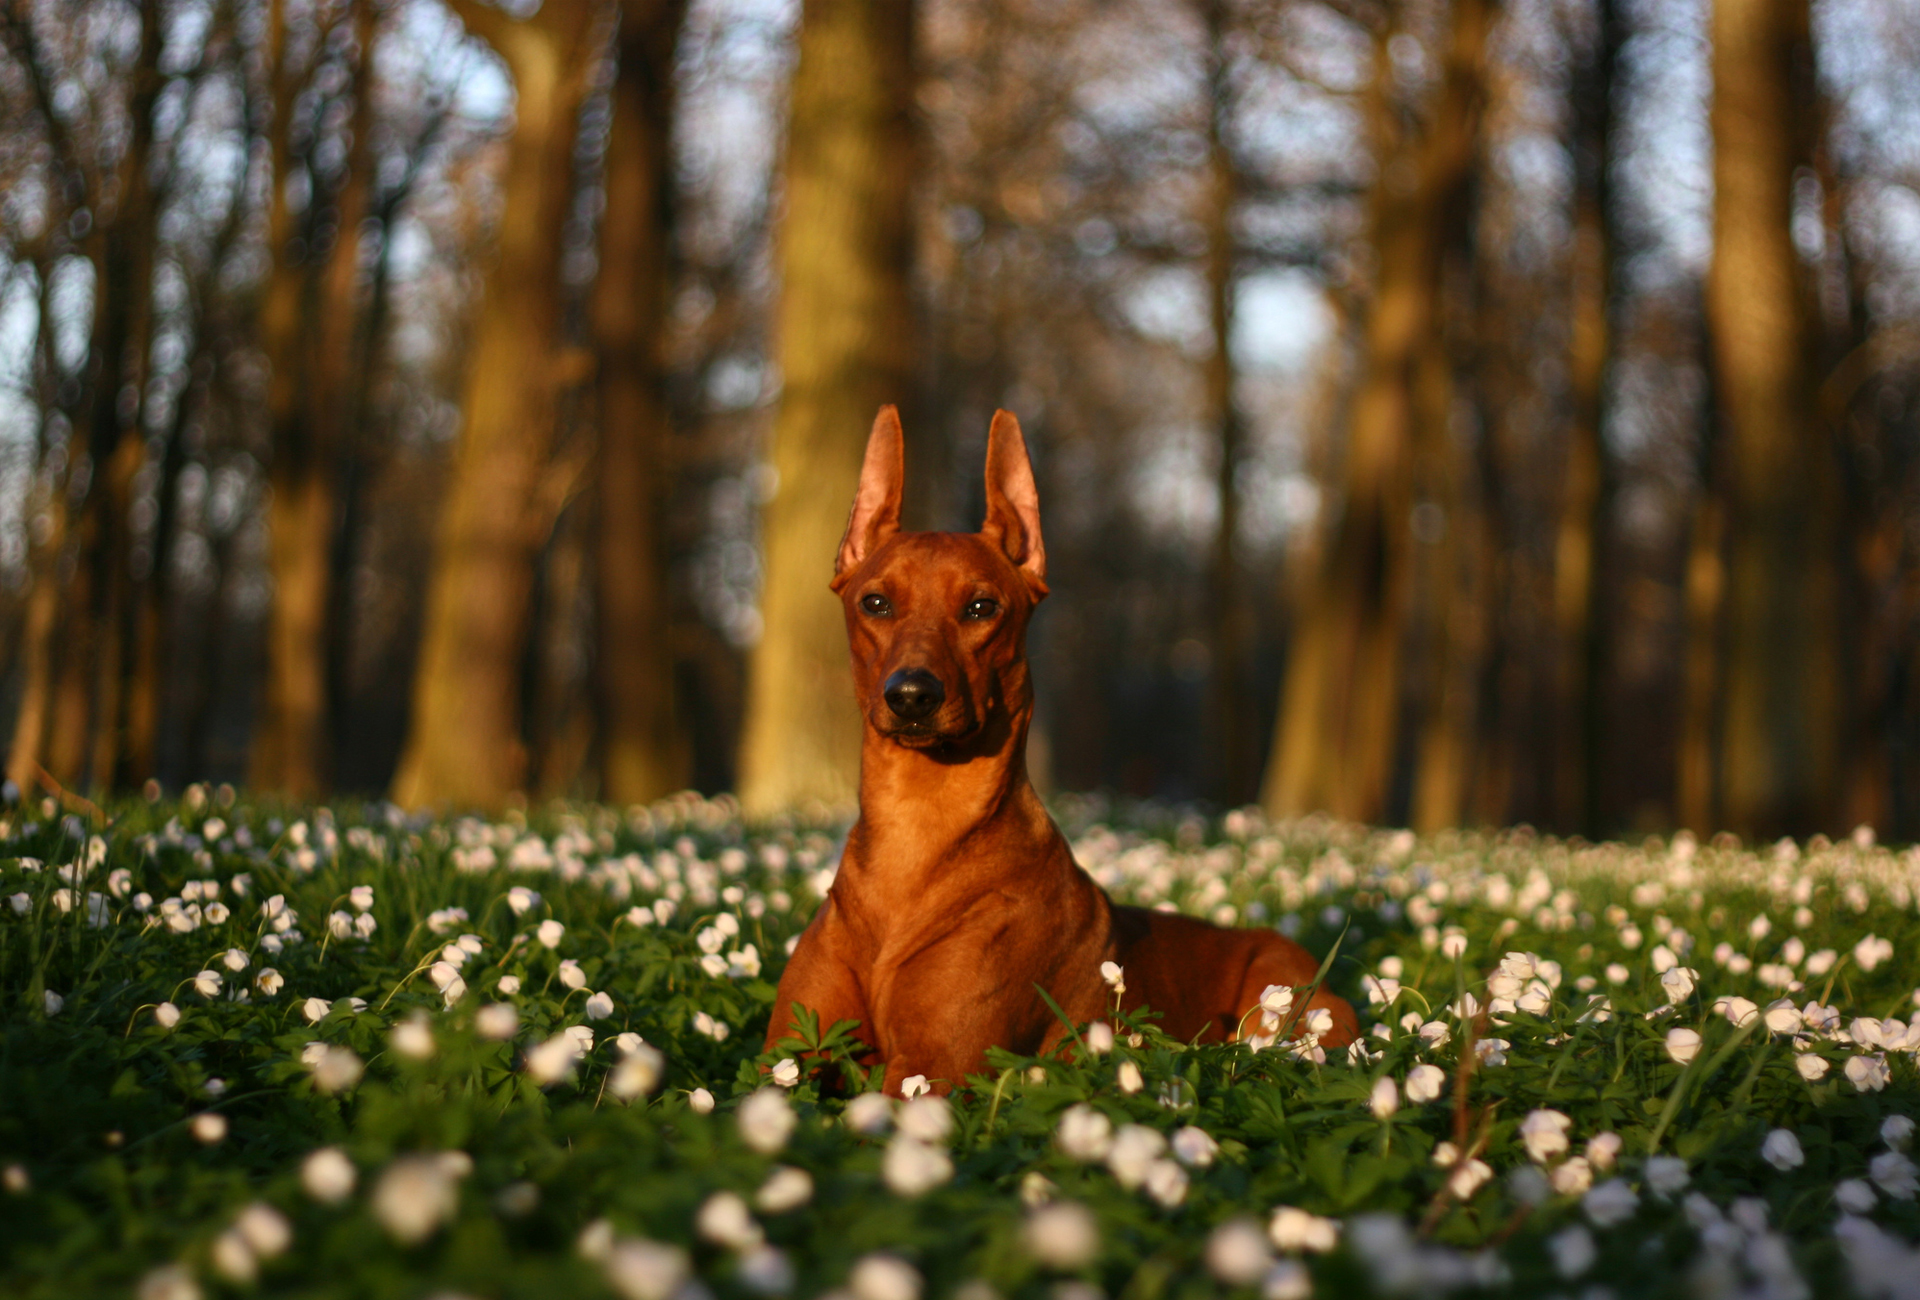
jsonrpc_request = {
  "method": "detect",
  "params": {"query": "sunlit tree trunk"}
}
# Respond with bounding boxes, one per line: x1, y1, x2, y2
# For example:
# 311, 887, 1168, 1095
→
738, 0, 917, 815
1263, 0, 1500, 825
1700, 0, 1836, 837
254, 0, 377, 797
1554, 0, 1621, 836
593, 0, 690, 805
1200, 0, 1255, 806
392, 0, 603, 808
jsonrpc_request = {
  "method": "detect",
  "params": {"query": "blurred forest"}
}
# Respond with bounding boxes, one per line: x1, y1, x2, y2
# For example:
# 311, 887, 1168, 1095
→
0, 0, 1917, 840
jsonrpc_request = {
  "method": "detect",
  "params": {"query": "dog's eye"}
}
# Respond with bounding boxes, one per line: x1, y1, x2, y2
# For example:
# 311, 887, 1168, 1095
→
963, 598, 999, 621
860, 593, 892, 617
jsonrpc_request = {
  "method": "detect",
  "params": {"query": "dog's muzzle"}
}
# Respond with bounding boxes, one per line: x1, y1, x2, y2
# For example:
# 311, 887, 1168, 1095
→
882, 669, 945, 722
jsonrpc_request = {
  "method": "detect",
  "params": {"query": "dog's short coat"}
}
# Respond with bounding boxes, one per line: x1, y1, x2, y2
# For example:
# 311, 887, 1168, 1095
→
764, 407, 1358, 1093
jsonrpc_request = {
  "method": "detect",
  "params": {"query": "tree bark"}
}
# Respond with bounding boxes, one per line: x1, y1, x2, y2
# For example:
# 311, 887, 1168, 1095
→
593, 0, 690, 805
1200, 0, 1255, 806
737, 0, 918, 815
392, 0, 603, 808
1553, 0, 1621, 837
1701, 0, 1836, 837
1262, 0, 1500, 825
254, 0, 378, 797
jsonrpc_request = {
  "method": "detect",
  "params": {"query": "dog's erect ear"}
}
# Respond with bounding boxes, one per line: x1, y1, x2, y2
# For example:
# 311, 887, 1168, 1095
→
831, 406, 907, 591
981, 409, 1048, 599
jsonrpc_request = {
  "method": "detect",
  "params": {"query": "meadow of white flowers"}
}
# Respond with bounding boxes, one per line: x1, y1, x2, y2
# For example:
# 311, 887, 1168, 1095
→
1, 789, 1917, 1300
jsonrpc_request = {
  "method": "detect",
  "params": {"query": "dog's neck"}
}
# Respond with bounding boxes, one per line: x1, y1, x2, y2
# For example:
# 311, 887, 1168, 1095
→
843, 694, 1060, 890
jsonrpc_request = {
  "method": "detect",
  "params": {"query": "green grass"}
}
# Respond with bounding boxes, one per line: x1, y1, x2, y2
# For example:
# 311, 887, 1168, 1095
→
2, 791, 1917, 1299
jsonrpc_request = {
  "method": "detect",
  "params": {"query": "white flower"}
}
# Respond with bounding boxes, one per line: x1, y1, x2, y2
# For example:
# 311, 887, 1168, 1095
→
1853, 934, 1893, 972
564, 1024, 595, 1054
898, 1095, 953, 1144
1264, 1260, 1312, 1300
211, 1229, 257, 1283
1085, 1021, 1115, 1054
191, 1113, 228, 1143
1583, 1177, 1638, 1226
899, 1074, 930, 1099
134, 1265, 199, 1300
1447, 1156, 1493, 1200
302, 1146, 357, 1204
194, 970, 223, 999
1057, 1105, 1113, 1161
692, 1011, 729, 1041
558, 959, 587, 990
1846, 1054, 1891, 1092
1761, 1129, 1804, 1170
537, 919, 565, 949
391, 1015, 435, 1060
1606, 962, 1630, 983
1719, 996, 1760, 1027
695, 1190, 763, 1249
1117, 1061, 1145, 1094
610, 1045, 665, 1101
327, 911, 353, 940
1660, 966, 1698, 1001
1552, 1156, 1594, 1195
1023, 1201, 1099, 1269
1106, 1124, 1168, 1189
349, 885, 374, 912
756, 1166, 813, 1213
1405, 1064, 1447, 1104
153, 1001, 181, 1029
584, 990, 615, 1020
497, 975, 522, 995
1835, 1178, 1877, 1214
603, 1239, 689, 1300
1363, 975, 1402, 1006
688, 1088, 715, 1114
1205, 1219, 1272, 1285
255, 968, 283, 996
1883, 1116, 1915, 1150
439, 974, 467, 1006
765, 1057, 801, 1088
845, 1092, 893, 1134
1587, 1132, 1622, 1170
1020, 1171, 1056, 1207
476, 1003, 519, 1040
1520, 1109, 1572, 1163
301, 997, 330, 1023
1870, 1151, 1918, 1200
1763, 999, 1803, 1035
311, 1046, 364, 1093
1805, 948, 1838, 976
204, 902, 230, 925
1644, 1155, 1689, 1196
506, 886, 540, 916
526, 1035, 583, 1086
1359, 1075, 1397, 1120
1475, 1038, 1509, 1067
353, 913, 376, 939
220, 948, 249, 972
1665, 1028, 1702, 1064
1549, 1225, 1596, 1278
1172, 1125, 1218, 1167
1100, 961, 1125, 989
1796, 1053, 1830, 1081
739, 1088, 797, 1154
848, 1254, 921, 1300
882, 1136, 952, 1195
1269, 1206, 1340, 1253
42, 989, 64, 1016
1144, 1157, 1188, 1207
372, 1156, 459, 1244
1441, 928, 1469, 959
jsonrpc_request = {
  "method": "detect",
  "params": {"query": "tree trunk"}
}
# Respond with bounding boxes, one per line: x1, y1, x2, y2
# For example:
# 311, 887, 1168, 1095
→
1553, 0, 1621, 837
593, 0, 690, 806
737, 0, 917, 815
1262, 0, 1500, 825
1200, 0, 1255, 806
254, 0, 377, 797
392, 0, 602, 808
1701, 0, 1835, 837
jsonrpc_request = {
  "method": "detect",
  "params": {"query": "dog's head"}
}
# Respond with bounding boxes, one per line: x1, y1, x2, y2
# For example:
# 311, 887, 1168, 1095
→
829, 406, 1048, 750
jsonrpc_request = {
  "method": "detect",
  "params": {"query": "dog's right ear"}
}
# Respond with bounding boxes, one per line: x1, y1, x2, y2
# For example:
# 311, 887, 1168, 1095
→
831, 406, 906, 591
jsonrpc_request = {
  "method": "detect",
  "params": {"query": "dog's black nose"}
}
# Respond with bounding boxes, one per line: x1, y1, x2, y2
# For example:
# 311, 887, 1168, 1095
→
883, 669, 945, 721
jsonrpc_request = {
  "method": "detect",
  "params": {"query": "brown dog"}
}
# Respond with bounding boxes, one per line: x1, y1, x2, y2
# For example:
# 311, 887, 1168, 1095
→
764, 407, 1358, 1093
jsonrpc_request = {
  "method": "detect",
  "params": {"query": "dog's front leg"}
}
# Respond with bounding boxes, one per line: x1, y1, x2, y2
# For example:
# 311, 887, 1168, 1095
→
765, 901, 876, 1087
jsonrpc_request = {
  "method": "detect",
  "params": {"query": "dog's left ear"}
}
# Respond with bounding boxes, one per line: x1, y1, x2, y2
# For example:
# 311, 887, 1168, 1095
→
831, 406, 907, 591
981, 409, 1048, 599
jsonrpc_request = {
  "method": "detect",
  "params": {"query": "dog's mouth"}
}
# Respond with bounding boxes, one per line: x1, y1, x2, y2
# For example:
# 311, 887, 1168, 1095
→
875, 715, 982, 749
